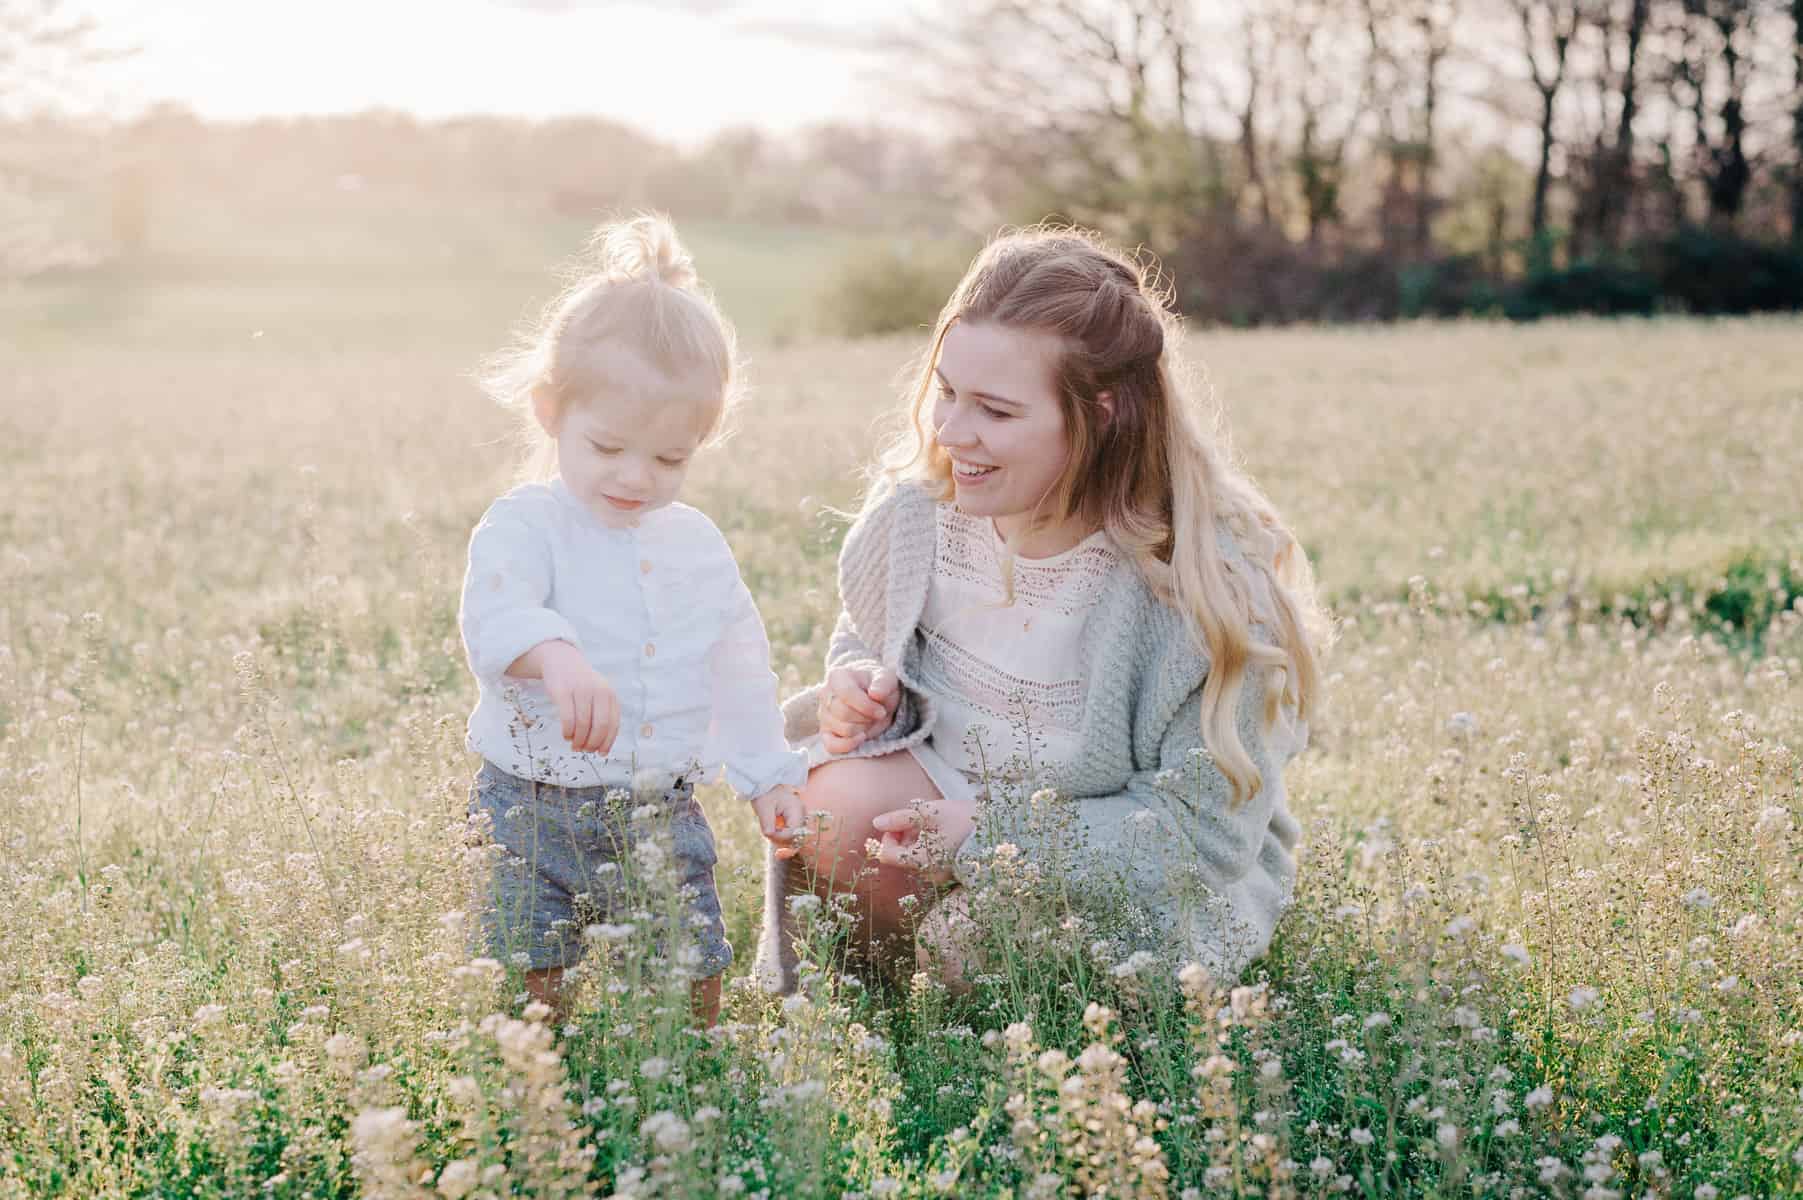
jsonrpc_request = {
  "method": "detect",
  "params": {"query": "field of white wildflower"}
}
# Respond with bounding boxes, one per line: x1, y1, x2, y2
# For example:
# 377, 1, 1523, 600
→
2, 314, 1799, 1198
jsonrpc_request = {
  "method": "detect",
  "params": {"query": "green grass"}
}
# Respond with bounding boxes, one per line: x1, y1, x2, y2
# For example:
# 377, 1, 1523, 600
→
1, 210, 1799, 1197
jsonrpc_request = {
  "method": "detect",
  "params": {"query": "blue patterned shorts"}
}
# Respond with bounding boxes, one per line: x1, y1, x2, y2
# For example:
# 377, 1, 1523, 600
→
467, 760, 732, 977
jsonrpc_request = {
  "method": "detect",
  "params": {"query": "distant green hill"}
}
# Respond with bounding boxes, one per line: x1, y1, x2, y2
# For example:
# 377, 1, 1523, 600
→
5, 204, 890, 351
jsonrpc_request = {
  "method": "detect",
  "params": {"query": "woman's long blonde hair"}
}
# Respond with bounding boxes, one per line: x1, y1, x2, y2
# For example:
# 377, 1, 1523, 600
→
877, 225, 1330, 807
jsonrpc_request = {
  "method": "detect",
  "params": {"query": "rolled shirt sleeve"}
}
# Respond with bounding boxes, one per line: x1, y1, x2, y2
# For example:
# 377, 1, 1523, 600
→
707, 574, 810, 798
459, 512, 582, 687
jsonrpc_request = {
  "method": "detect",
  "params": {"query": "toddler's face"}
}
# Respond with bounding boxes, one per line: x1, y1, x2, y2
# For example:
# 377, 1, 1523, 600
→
540, 372, 716, 528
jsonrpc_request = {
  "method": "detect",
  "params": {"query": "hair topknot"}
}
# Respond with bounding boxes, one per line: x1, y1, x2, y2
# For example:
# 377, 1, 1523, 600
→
593, 214, 699, 290
479, 211, 739, 482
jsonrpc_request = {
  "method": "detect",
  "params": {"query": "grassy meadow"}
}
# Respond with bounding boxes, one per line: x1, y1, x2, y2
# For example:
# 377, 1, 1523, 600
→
2, 222, 1801, 1199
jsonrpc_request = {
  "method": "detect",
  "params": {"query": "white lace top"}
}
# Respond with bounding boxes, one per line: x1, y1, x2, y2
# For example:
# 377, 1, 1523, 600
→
916, 504, 1119, 789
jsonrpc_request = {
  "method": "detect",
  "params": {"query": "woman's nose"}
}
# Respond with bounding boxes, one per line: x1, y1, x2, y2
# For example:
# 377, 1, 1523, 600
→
935, 406, 975, 447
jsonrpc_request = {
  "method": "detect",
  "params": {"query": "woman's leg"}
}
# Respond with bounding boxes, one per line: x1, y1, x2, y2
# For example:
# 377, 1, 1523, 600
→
758, 751, 945, 988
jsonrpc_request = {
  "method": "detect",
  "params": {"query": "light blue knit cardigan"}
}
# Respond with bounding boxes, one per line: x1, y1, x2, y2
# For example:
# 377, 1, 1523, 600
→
767, 481, 1308, 984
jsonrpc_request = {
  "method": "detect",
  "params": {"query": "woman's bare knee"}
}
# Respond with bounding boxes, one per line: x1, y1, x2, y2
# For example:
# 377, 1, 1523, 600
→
795, 754, 937, 888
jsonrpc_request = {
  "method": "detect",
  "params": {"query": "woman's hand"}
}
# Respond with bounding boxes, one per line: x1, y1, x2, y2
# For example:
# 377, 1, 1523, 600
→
510, 640, 620, 753
818, 665, 902, 755
751, 784, 808, 860
870, 797, 975, 885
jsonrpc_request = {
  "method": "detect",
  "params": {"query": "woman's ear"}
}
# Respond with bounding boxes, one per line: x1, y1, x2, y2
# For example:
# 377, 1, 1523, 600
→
530, 384, 559, 437
1096, 390, 1116, 427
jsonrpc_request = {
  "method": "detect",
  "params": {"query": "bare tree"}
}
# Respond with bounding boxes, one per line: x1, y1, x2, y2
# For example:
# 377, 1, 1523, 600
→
1275, 0, 1371, 245
0, 1, 136, 276
1571, 0, 1652, 251
0, 0, 128, 112
1361, 0, 1457, 255
1793, 0, 1803, 240
1409, 0, 1460, 253
895, 0, 1218, 241
1362, 0, 1410, 250
1516, 0, 1589, 248
1681, 0, 1759, 223
1229, 8, 1280, 228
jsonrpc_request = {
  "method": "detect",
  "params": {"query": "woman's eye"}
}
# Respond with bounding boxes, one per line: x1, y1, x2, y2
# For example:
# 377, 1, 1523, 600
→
939, 385, 1005, 420
590, 442, 622, 456
657, 457, 687, 468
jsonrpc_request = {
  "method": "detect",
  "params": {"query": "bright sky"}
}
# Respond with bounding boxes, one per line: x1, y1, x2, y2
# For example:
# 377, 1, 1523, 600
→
77, 0, 911, 144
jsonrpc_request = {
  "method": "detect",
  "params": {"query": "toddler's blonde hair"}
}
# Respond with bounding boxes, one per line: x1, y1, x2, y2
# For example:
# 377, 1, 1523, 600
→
481, 213, 739, 479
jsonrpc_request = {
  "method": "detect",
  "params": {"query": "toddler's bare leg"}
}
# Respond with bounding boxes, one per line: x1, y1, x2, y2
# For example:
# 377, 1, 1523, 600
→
528, 966, 719, 1028
524, 966, 570, 1023
690, 975, 722, 1027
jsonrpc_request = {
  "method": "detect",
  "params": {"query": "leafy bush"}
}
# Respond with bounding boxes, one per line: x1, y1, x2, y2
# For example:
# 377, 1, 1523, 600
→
819, 239, 971, 337
1645, 227, 1803, 315
1501, 259, 1660, 320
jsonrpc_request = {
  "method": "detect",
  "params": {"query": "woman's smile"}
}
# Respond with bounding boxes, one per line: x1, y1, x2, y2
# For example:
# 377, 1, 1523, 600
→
950, 457, 999, 484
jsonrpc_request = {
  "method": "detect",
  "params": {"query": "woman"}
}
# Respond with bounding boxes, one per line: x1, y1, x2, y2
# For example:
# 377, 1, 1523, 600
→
759, 226, 1328, 991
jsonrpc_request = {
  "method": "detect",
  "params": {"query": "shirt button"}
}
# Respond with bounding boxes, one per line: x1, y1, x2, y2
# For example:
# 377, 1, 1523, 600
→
639, 559, 652, 574
640, 723, 654, 738
644, 642, 655, 657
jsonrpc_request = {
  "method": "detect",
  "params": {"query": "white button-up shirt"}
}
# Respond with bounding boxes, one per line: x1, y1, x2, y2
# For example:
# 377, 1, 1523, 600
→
459, 479, 808, 795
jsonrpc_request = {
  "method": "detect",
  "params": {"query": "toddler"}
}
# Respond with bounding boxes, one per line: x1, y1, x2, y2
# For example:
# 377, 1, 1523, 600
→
459, 215, 805, 1023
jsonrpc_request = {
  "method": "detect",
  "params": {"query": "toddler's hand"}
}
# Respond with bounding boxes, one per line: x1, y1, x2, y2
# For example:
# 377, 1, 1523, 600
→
751, 785, 807, 860
818, 665, 901, 755
540, 645, 619, 754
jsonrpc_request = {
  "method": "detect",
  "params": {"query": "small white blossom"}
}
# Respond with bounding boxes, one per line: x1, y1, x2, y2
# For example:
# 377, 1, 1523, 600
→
1682, 887, 1715, 911
1112, 950, 1159, 980
640, 1111, 692, 1154
436, 1159, 480, 1199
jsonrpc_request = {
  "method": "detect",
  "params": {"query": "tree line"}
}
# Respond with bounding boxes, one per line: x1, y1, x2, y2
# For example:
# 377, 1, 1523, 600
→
8, 0, 1803, 321
887, 0, 1803, 322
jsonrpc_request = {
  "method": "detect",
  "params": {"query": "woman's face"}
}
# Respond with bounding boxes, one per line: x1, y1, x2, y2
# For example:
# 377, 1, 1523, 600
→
931, 321, 1071, 527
